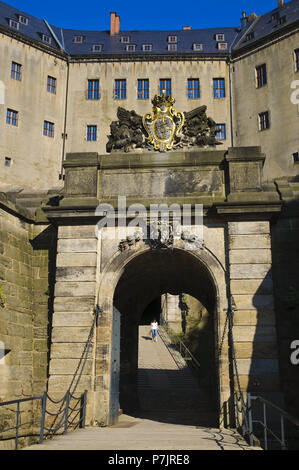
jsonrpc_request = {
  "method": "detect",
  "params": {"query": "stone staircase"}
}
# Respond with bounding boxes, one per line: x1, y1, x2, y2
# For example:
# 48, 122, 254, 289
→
136, 325, 218, 427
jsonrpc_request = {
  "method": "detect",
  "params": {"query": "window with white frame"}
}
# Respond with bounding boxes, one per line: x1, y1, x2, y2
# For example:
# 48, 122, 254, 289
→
168, 35, 177, 43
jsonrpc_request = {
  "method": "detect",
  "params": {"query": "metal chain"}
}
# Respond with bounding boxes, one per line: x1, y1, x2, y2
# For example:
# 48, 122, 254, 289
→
46, 306, 100, 438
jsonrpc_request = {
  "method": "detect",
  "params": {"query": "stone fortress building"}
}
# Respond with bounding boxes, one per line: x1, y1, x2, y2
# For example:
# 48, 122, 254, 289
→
0, 0, 299, 437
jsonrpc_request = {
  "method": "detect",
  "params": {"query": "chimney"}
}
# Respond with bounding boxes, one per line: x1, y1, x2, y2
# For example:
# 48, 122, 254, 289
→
110, 12, 120, 35
247, 13, 257, 24
183, 26, 191, 30
278, 0, 284, 7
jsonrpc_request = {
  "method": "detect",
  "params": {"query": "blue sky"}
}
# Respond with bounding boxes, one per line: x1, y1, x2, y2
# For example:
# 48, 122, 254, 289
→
5, 0, 280, 30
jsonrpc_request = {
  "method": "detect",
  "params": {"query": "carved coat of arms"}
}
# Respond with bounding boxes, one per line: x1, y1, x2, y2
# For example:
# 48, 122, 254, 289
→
142, 91, 185, 152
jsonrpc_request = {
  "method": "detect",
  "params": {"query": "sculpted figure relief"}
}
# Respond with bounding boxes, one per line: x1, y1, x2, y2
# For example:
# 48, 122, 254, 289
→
106, 95, 222, 153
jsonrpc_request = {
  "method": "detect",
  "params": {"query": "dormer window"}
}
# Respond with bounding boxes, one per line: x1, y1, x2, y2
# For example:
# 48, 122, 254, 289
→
168, 35, 177, 43
125, 44, 136, 52
193, 43, 203, 51
9, 19, 19, 30
216, 33, 225, 42
18, 15, 28, 25
218, 42, 228, 51
74, 35, 84, 43
92, 44, 103, 52
168, 43, 177, 51
246, 32, 255, 41
278, 15, 286, 25
120, 36, 130, 43
142, 44, 152, 51
272, 12, 279, 21
42, 34, 51, 44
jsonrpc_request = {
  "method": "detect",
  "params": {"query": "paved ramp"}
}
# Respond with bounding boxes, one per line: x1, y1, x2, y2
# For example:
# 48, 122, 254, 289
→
24, 326, 261, 450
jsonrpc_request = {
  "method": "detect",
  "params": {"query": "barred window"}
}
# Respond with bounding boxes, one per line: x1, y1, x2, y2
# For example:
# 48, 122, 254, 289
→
160, 78, 171, 96
114, 79, 126, 99
47, 76, 56, 94
215, 124, 226, 140
6, 109, 18, 126
87, 125, 97, 141
137, 79, 149, 99
87, 79, 100, 100
213, 78, 225, 98
11, 62, 22, 81
256, 64, 267, 88
43, 120, 54, 137
188, 79, 200, 99
258, 111, 270, 131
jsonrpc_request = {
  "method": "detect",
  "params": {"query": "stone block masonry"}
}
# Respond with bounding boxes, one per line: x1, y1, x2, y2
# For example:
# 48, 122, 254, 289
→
228, 221, 281, 402
0, 206, 57, 445
48, 225, 99, 424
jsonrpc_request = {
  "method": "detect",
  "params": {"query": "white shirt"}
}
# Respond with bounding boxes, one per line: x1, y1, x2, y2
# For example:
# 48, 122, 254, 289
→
151, 322, 158, 330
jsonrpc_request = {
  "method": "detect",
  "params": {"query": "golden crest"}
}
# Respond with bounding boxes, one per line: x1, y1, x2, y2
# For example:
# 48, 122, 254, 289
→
143, 91, 185, 151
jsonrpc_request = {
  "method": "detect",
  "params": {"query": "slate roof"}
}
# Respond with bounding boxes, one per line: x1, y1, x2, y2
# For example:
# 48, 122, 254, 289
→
235, 0, 299, 50
0, 0, 298, 57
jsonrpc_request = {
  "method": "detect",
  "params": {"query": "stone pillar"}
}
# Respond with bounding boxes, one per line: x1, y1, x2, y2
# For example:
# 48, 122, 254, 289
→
48, 225, 98, 423
228, 221, 282, 404
161, 294, 182, 332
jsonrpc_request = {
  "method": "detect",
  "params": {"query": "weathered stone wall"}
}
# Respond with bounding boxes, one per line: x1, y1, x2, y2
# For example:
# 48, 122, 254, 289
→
48, 225, 99, 424
231, 31, 299, 181
0, 34, 67, 189
228, 221, 281, 403
0, 206, 56, 444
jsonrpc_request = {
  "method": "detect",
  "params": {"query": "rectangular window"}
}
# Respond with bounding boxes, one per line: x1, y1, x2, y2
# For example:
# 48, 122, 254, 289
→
120, 36, 130, 43
216, 33, 225, 41
193, 43, 203, 51
188, 79, 200, 99
293, 152, 299, 163
215, 124, 226, 140
42, 34, 51, 44
137, 79, 149, 99
126, 44, 136, 52
87, 79, 100, 100
114, 79, 127, 99
160, 78, 171, 96
74, 35, 84, 43
87, 125, 97, 141
47, 76, 56, 94
9, 19, 19, 29
6, 109, 18, 126
256, 64, 267, 88
4, 157, 12, 167
295, 49, 299, 72
167, 43, 177, 51
168, 36, 177, 43
11, 62, 22, 81
43, 120, 54, 137
18, 15, 28, 25
213, 78, 225, 98
258, 111, 270, 131
92, 44, 103, 52
218, 42, 228, 50
142, 44, 152, 51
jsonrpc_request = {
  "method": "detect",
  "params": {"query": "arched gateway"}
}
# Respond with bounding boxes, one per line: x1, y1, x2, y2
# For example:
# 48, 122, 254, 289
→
45, 142, 283, 427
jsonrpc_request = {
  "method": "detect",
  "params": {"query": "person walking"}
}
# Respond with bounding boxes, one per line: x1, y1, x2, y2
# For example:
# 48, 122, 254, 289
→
150, 319, 158, 342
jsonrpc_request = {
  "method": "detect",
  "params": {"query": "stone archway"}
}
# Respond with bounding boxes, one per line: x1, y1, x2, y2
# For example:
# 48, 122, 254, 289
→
96, 240, 229, 425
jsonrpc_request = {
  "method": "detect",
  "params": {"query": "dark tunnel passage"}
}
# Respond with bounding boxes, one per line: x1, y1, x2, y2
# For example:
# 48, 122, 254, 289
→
113, 248, 219, 414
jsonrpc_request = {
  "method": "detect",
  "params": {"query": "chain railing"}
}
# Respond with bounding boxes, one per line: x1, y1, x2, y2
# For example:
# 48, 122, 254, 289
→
0, 390, 87, 450
0, 304, 102, 450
